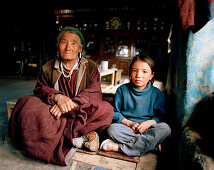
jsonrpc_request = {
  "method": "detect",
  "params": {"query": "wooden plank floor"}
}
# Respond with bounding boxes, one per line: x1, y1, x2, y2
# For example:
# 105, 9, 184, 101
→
72, 151, 137, 170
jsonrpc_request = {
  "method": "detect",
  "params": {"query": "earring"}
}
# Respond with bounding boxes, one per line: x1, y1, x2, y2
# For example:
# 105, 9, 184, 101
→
57, 51, 60, 58
79, 52, 82, 59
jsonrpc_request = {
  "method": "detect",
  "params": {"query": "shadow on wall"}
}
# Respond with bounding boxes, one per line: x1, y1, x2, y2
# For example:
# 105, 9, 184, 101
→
185, 92, 214, 157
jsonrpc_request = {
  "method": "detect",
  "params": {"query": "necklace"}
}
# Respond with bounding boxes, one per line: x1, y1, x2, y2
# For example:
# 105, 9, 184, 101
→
60, 57, 82, 81
61, 59, 78, 78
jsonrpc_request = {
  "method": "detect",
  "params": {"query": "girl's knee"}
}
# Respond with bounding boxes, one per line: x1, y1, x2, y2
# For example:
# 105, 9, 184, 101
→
107, 123, 127, 140
159, 122, 171, 137
107, 123, 118, 137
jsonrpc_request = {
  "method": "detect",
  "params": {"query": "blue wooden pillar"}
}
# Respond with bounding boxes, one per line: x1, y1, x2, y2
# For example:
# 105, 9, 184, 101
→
183, 18, 214, 125
166, 18, 214, 131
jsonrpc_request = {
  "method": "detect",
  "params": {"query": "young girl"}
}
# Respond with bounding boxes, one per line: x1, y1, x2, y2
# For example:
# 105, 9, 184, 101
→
100, 54, 171, 156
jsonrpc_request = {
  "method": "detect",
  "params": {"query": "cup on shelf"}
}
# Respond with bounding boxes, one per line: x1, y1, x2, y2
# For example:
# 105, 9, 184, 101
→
101, 61, 108, 71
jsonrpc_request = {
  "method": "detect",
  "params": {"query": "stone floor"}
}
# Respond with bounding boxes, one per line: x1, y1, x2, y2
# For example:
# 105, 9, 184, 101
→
0, 76, 37, 141
0, 76, 176, 170
0, 137, 139, 170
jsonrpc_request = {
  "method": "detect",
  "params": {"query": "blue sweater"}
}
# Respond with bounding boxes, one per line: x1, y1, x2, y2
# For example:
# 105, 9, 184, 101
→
113, 81, 166, 124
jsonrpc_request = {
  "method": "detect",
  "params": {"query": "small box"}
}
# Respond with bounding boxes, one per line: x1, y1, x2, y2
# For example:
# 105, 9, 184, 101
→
7, 99, 18, 120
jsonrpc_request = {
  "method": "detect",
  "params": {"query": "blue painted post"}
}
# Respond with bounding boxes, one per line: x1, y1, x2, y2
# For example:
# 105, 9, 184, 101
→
183, 18, 214, 126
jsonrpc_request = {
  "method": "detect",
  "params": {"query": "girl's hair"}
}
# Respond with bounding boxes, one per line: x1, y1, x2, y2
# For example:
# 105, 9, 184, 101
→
129, 53, 156, 83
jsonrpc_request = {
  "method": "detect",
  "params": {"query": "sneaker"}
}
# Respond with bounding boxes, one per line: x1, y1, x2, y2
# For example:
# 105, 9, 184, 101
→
82, 131, 99, 152
100, 139, 119, 152
72, 137, 84, 148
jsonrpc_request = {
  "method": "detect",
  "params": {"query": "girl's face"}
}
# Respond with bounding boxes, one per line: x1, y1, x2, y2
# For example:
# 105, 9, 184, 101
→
130, 59, 154, 90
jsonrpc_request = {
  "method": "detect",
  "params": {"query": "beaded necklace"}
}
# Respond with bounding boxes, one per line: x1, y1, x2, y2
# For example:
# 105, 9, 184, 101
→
60, 57, 82, 83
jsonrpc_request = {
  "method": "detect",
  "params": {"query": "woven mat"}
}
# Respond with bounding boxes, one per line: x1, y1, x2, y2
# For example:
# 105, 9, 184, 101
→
97, 150, 140, 163
77, 149, 140, 163
77, 148, 97, 155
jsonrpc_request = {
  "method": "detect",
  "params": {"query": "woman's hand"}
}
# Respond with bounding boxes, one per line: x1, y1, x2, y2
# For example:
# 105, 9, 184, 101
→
50, 104, 62, 119
53, 94, 79, 114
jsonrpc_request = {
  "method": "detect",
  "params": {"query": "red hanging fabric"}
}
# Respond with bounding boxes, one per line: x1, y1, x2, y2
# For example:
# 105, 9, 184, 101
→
177, 0, 214, 31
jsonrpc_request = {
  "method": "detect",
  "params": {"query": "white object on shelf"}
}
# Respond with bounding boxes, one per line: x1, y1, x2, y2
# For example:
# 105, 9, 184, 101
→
101, 61, 108, 71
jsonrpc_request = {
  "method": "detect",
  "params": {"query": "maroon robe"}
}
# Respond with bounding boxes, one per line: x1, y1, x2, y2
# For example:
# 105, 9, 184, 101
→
9, 68, 113, 166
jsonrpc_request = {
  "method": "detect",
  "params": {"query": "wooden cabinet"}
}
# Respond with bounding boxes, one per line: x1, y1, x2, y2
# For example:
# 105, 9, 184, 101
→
87, 30, 167, 75
92, 31, 134, 74
117, 59, 130, 75
55, 5, 170, 76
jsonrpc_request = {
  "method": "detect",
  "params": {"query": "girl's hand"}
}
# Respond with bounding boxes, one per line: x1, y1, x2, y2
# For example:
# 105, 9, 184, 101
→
129, 122, 140, 133
121, 119, 140, 133
137, 120, 157, 134
53, 94, 79, 113
50, 104, 62, 119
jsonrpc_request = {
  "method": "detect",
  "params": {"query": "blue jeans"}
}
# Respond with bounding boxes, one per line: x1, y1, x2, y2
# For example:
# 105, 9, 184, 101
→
107, 122, 171, 156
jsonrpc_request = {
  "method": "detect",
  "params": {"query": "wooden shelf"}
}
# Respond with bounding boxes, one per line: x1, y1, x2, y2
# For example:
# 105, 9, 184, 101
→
100, 69, 115, 92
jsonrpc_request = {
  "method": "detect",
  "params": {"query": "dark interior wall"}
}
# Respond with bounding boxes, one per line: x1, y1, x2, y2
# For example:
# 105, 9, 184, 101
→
4, 0, 173, 78
5, 1, 56, 76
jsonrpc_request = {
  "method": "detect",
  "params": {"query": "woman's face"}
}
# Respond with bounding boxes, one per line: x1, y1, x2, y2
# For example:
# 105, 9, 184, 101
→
130, 59, 154, 90
58, 31, 82, 61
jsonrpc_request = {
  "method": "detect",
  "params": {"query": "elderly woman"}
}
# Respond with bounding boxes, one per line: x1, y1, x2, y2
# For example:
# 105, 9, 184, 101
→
9, 26, 113, 166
